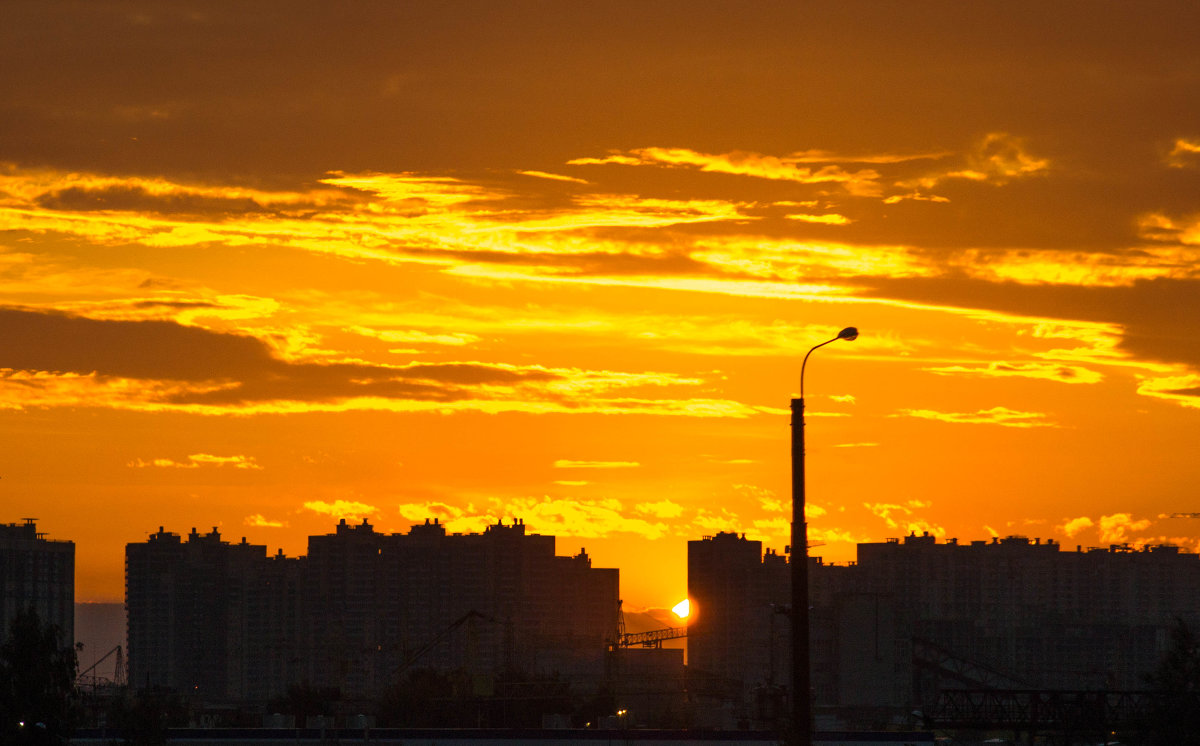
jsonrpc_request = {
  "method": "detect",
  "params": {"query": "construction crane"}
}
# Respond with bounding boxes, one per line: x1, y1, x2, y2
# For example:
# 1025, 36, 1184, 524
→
391, 610, 496, 678
614, 625, 687, 649
76, 645, 126, 690
608, 599, 688, 650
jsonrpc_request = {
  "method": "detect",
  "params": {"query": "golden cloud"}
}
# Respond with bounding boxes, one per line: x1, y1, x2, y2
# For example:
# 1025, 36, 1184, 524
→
924, 361, 1103, 384
554, 459, 640, 469
634, 500, 685, 519
1165, 138, 1200, 168
863, 500, 945, 537
396, 501, 466, 523
809, 526, 871, 545
303, 500, 378, 521
569, 147, 883, 196
733, 484, 785, 513
746, 517, 789, 543
950, 246, 1200, 286
898, 132, 1048, 190
0, 306, 775, 417
127, 453, 262, 469
1097, 513, 1153, 544
517, 170, 589, 184
785, 213, 852, 225
893, 406, 1056, 428
1135, 373, 1200, 408
245, 514, 287, 528
691, 508, 744, 536
1057, 516, 1094, 538
397, 497, 675, 540
1137, 213, 1200, 247
348, 326, 480, 347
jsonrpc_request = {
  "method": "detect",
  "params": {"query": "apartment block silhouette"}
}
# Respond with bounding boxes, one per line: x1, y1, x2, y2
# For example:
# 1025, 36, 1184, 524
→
126, 519, 618, 704
688, 530, 1200, 727
0, 519, 74, 645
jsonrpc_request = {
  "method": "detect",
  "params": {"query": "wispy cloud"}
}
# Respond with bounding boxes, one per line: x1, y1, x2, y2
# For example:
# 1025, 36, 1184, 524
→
553, 459, 640, 469
1165, 138, 1200, 168
900, 133, 1049, 190
128, 453, 263, 469
348, 326, 480, 348
635, 500, 684, 518
569, 147, 883, 196
924, 361, 1103, 384
1137, 213, 1200, 247
785, 212, 852, 226
0, 306, 774, 418
864, 500, 945, 537
691, 508, 744, 536
1136, 373, 1200, 408
893, 406, 1056, 428
518, 170, 589, 184
397, 497, 671, 540
245, 514, 287, 528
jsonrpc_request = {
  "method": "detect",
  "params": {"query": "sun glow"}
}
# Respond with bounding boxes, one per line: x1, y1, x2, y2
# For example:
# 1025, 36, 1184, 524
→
672, 598, 691, 619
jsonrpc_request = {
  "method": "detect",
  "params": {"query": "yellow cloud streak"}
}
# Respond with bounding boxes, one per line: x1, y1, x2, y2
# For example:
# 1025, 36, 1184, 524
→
397, 497, 672, 540
893, 406, 1057, 428
1166, 138, 1200, 168
571, 147, 883, 196
0, 368, 767, 418
8, 166, 1194, 301
924, 361, 1103, 384
303, 500, 378, 521
1135, 373, 1200, 409
245, 514, 287, 528
128, 453, 263, 469
785, 213, 852, 225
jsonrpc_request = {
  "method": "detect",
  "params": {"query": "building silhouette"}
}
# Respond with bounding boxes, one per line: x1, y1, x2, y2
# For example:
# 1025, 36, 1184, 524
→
687, 532, 789, 728
688, 530, 1200, 729
0, 519, 74, 645
126, 518, 618, 705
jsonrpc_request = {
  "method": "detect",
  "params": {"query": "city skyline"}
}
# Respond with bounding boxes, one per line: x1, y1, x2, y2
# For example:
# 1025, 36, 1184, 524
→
4, 2, 1200, 609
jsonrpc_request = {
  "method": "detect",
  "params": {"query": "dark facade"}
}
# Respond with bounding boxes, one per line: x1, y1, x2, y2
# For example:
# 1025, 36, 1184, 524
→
125, 527, 292, 701
0, 519, 74, 645
686, 532, 790, 728
854, 533, 1200, 701
688, 530, 1200, 728
126, 519, 619, 704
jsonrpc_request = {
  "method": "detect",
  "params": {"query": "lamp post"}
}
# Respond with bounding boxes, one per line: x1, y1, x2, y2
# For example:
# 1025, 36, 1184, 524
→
791, 326, 858, 746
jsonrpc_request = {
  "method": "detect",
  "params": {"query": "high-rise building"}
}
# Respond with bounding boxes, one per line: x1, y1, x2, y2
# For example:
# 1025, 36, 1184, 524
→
0, 519, 74, 645
125, 527, 282, 700
126, 519, 619, 705
687, 532, 789, 728
688, 530, 1200, 728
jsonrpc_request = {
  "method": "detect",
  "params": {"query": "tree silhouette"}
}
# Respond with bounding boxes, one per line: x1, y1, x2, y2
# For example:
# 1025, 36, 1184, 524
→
1143, 618, 1200, 746
0, 607, 79, 745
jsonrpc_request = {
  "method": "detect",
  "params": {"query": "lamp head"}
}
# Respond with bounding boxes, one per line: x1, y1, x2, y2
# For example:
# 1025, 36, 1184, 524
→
837, 326, 859, 341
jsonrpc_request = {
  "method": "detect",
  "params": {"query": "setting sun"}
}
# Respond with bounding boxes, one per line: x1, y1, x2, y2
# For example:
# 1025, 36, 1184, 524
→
672, 599, 691, 620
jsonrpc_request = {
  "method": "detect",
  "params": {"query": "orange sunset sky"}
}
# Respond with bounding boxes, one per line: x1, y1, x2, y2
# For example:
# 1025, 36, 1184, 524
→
4, 2, 1200, 612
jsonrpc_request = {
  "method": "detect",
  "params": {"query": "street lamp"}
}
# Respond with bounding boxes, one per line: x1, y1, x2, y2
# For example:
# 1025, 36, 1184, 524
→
791, 326, 858, 746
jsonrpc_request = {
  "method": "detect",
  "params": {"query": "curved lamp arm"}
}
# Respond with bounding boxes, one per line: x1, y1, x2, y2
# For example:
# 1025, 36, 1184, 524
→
800, 326, 858, 399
